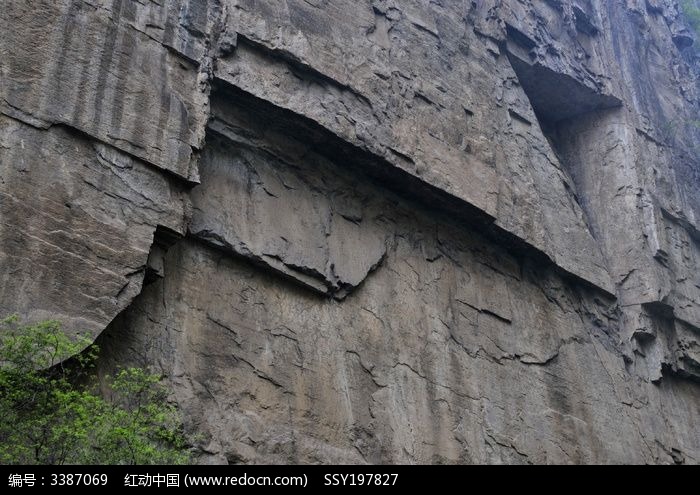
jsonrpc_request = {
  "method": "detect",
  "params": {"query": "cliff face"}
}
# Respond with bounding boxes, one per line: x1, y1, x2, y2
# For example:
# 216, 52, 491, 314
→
1, 0, 699, 464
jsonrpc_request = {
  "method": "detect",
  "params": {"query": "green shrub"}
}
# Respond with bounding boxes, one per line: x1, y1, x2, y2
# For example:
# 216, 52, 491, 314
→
0, 316, 189, 464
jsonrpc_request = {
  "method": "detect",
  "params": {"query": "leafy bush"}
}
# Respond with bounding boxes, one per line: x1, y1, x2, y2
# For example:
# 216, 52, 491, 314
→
0, 316, 189, 464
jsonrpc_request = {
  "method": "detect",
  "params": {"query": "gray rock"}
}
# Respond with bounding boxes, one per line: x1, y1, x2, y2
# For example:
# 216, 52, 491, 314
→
191, 99, 388, 298
1, 0, 699, 464
0, 114, 188, 337
0, 0, 215, 181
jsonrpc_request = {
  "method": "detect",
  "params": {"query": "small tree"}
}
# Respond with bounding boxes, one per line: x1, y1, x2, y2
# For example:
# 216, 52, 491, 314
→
0, 316, 189, 464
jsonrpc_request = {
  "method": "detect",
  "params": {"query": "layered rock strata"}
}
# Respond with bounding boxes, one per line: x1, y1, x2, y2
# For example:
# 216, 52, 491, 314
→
1, 0, 698, 463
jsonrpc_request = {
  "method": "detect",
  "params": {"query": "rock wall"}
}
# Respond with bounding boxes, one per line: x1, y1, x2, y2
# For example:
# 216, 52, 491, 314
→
1, 0, 699, 463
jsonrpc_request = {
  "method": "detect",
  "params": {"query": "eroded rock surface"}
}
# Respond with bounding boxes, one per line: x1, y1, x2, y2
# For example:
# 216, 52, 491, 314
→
0, 115, 188, 336
1, 0, 699, 463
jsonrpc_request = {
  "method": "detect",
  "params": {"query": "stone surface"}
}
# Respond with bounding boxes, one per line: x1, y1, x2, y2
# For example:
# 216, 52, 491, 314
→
1, 0, 699, 464
0, 114, 188, 337
0, 0, 215, 181
216, 0, 615, 292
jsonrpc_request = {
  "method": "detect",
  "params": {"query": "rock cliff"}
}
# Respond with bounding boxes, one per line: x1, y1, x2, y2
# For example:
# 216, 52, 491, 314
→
1, 0, 699, 463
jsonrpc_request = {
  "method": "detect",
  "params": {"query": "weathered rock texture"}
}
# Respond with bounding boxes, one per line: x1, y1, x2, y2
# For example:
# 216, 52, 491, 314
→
1, 0, 699, 464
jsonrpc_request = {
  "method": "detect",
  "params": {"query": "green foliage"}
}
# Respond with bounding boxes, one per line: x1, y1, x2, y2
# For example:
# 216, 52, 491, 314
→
0, 316, 189, 465
681, 0, 700, 36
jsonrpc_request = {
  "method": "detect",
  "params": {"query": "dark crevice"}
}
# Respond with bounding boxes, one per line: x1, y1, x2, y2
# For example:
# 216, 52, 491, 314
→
144, 225, 184, 285
642, 300, 676, 321
506, 53, 621, 124
505, 23, 537, 51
